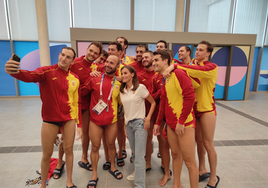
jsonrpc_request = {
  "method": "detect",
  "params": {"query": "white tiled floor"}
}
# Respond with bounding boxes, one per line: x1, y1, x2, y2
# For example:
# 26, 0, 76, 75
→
0, 92, 268, 188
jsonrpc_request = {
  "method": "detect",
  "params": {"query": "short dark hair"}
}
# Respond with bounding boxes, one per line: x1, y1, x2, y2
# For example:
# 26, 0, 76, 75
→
180, 46, 191, 55
157, 40, 167, 48
62, 47, 76, 60
88, 41, 103, 55
109, 41, 123, 52
136, 44, 148, 51
163, 49, 174, 62
101, 50, 108, 58
199, 41, 213, 53
143, 50, 154, 57
116, 36, 128, 49
120, 65, 139, 93
153, 50, 171, 66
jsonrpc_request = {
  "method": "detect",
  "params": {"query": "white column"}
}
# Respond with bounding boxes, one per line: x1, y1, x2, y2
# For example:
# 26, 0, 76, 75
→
35, 0, 51, 66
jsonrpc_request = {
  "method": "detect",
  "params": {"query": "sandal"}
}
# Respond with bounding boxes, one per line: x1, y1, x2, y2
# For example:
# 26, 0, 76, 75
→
122, 150, 127, 159
108, 169, 123, 180
116, 154, 125, 167
161, 166, 172, 176
87, 178, 98, 188
78, 161, 92, 171
53, 161, 65, 179
157, 151, 161, 158
205, 176, 220, 188
103, 162, 111, 170
66, 184, 77, 188
199, 172, 210, 182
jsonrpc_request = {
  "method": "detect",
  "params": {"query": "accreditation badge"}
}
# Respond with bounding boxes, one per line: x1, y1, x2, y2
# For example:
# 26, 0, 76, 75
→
92, 99, 107, 115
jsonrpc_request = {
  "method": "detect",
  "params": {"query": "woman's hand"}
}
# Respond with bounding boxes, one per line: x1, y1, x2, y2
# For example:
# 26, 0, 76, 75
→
144, 117, 150, 131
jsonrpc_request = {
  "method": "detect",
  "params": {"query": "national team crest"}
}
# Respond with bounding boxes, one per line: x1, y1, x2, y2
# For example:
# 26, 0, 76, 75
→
72, 80, 75, 87
115, 85, 119, 91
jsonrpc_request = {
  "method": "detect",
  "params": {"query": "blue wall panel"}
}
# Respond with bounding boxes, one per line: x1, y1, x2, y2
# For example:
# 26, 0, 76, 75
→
0, 41, 16, 96
250, 47, 259, 91
258, 47, 268, 91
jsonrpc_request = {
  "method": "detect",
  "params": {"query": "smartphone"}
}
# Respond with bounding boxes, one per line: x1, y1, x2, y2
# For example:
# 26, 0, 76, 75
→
11, 54, 20, 72
12, 54, 21, 62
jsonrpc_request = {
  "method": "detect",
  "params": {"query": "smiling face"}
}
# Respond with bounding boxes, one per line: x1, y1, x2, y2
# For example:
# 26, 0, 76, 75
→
58, 48, 75, 71
108, 44, 121, 58
153, 54, 166, 73
95, 54, 107, 65
142, 52, 153, 68
121, 67, 134, 84
156, 42, 166, 51
104, 55, 119, 75
136, 47, 146, 62
85, 44, 100, 62
178, 46, 190, 61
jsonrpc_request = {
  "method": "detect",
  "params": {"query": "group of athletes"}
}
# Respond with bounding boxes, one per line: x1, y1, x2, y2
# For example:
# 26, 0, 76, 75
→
5, 37, 219, 188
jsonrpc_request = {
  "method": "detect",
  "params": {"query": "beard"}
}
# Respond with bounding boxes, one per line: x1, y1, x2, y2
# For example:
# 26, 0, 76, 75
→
105, 66, 117, 75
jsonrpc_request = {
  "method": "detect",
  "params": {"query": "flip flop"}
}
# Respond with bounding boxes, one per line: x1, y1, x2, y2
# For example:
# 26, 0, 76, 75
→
116, 154, 125, 167
66, 184, 77, 188
130, 156, 133, 163
146, 167, 151, 172
87, 178, 98, 188
78, 161, 92, 171
103, 162, 111, 170
36, 169, 41, 175
205, 176, 220, 188
108, 169, 123, 180
161, 166, 172, 176
53, 161, 65, 179
199, 172, 210, 182
122, 150, 127, 159
157, 151, 161, 158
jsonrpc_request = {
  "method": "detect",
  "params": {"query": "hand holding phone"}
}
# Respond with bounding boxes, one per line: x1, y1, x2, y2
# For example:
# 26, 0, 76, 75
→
5, 54, 21, 74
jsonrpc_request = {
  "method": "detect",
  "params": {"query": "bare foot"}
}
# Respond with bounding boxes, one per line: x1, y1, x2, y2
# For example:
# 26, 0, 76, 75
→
158, 174, 171, 187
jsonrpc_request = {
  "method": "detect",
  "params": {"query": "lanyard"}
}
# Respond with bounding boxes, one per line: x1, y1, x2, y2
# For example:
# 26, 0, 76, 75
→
161, 78, 166, 89
100, 74, 116, 112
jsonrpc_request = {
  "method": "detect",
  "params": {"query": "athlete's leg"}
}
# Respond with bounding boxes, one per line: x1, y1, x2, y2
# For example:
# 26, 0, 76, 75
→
40, 122, 59, 188
158, 121, 171, 186
89, 121, 103, 182
145, 119, 154, 169
53, 135, 64, 179
200, 113, 218, 186
62, 119, 76, 187
102, 132, 110, 163
166, 125, 182, 188
195, 118, 208, 175
177, 126, 199, 188
117, 117, 125, 161
81, 109, 90, 164
104, 122, 123, 179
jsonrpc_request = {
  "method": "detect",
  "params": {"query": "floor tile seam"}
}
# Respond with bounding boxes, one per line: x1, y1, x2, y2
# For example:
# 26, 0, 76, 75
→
215, 102, 268, 127
18, 166, 34, 188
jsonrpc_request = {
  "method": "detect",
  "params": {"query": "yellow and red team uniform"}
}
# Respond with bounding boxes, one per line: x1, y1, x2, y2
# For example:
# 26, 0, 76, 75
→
137, 69, 156, 118
171, 58, 181, 65
174, 61, 218, 117
70, 56, 94, 111
11, 64, 81, 126
81, 73, 121, 126
155, 69, 195, 131
121, 54, 135, 65
90, 62, 105, 72
151, 73, 164, 120
129, 61, 144, 73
